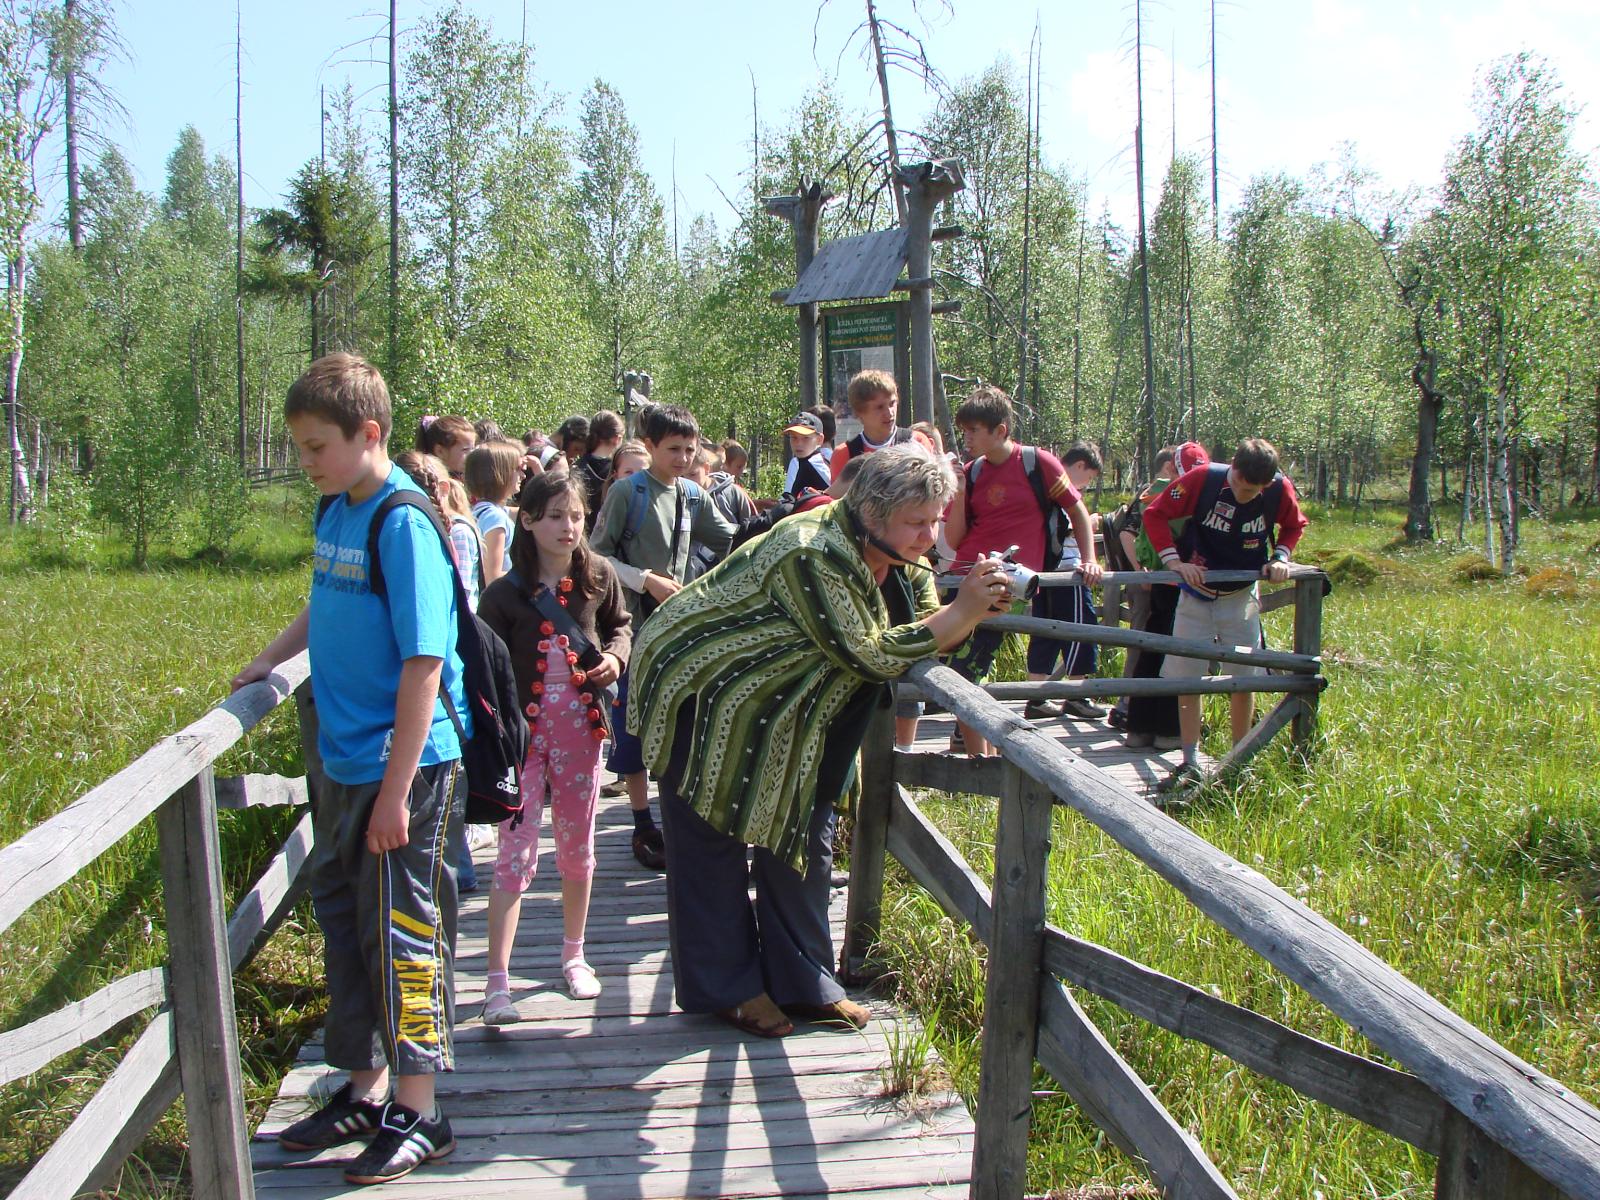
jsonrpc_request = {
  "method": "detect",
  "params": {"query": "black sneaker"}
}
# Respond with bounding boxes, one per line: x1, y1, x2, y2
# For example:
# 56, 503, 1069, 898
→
1023, 700, 1066, 719
632, 825, 666, 870
1154, 761, 1204, 795
277, 1081, 384, 1151
1061, 697, 1109, 720
343, 1102, 455, 1185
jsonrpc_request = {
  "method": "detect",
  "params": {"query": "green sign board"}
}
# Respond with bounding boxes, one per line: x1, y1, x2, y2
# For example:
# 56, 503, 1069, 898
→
822, 302, 908, 414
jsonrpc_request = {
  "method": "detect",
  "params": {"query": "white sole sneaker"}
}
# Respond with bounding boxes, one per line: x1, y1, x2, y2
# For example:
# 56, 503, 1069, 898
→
563, 959, 601, 1000
482, 991, 520, 1025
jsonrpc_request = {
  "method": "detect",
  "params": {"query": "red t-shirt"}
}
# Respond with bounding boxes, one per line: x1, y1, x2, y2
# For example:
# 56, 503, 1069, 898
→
953, 445, 1080, 573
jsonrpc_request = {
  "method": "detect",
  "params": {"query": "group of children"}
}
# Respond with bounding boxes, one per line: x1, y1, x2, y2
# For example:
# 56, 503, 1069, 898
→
234, 350, 1305, 1186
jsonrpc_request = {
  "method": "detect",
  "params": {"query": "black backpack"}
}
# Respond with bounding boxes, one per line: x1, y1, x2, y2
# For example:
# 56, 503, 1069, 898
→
318, 490, 530, 825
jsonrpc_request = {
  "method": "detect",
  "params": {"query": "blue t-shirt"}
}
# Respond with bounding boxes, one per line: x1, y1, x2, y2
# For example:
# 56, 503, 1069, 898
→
309, 465, 470, 784
472, 500, 514, 573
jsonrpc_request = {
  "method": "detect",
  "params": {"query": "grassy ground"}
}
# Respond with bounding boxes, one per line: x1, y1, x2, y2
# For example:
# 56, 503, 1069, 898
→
2, 493, 1597, 1196
874, 503, 1600, 1197
0, 490, 326, 1197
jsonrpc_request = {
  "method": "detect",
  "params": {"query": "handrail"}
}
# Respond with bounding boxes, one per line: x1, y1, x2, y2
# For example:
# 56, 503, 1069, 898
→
0, 653, 311, 938
937, 564, 1324, 589
890, 657, 1600, 1197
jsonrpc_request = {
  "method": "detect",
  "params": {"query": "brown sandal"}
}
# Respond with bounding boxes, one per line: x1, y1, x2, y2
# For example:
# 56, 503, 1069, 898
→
716, 993, 794, 1038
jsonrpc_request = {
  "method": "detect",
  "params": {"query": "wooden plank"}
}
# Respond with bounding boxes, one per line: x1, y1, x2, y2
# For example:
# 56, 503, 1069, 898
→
899, 675, 1322, 702
905, 658, 1600, 1197
0, 967, 166, 1087
8, 1011, 177, 1200
1209, 694, 1305, 783
885, 787, 991, 934
227, 811, 315, 970
1291, 576, 1325, 752
971, 763, 1052, 1200
157, 770, 255, 1199
0, 650, 310, 937
891, 749, 1004, 797
254, 1150, 974, 1199
842, 702, 896, 980
1041, 928, 1447, 1155
984, 614, 1320, 675
1259, 585, 1296, 615
1434, 1107, 1568, 1198
1037, 980, 1239, 1199
257, 1105, 973, 1168
215, 773, 309, 810
254, 1133, 975, 1191
940, 566, 1325, 590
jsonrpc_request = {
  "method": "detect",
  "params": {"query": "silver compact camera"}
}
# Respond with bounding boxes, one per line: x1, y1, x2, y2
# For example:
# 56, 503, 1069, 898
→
984, 544, 1039, 600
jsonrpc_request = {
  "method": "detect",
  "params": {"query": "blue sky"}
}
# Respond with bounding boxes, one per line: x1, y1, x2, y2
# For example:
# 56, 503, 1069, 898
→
80, 0, 1599, 238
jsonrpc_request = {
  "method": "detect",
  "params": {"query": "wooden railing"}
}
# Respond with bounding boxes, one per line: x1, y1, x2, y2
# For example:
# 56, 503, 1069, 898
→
844, 566, 1600, 1199
0, 654, 313, 1199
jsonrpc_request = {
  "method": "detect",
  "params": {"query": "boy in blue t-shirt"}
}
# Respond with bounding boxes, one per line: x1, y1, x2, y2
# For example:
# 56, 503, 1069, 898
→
232, 353, 467, 1186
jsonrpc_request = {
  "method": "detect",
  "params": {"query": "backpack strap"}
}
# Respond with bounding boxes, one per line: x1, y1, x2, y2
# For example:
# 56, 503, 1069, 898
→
364, 491, 452, 601
617, 471, 652, 565
1175, 463, 1233, 560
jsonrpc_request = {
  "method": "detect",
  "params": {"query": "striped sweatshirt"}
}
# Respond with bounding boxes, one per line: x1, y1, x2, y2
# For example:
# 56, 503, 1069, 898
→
628, 499, 939, 869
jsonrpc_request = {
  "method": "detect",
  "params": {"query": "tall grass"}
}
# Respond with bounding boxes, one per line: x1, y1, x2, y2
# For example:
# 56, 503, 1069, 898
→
0, 491, 325, 1196
875, 507, 1600, 1197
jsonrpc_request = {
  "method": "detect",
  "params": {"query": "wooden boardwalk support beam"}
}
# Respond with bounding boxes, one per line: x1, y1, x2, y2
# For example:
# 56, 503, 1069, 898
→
158, 767, 255, 1199
1292, 575, 1325, 752
970, 763, 1053, 1200
842, 703, 896, 980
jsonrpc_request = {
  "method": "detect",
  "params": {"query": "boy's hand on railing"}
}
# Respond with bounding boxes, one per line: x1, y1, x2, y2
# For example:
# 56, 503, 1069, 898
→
230, 657, 275, 693
1174, 561, 1207, 588
1262, 560, 1291, 583
1079, 560, 1104, 586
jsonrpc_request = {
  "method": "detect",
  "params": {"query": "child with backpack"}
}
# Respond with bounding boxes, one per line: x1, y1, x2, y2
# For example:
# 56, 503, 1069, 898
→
476, 472, 632, 1018
591, 405, 736, 869
829, 370, 932, 479
943, 385, 1102, 756
466, 440, 522, 588
1024, 442, 1108, 722
1141, 437, 1308, 791
234, 354, 468, 1185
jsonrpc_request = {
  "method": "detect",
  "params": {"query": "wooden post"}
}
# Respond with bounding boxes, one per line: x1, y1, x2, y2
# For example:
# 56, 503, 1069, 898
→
971, 761, 1053, 1200
1102, 578, 1122, 630
764, 182, 831, 412
1291, 574, 1324, 754
156, 768, 255, 1200
897, 159, 965, 425
1435, 1108, 1564, 1199
842, 701, 897, 982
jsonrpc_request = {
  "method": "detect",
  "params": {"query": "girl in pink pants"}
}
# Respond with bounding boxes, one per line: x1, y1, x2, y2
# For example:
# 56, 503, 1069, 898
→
475, 472, 633, 1022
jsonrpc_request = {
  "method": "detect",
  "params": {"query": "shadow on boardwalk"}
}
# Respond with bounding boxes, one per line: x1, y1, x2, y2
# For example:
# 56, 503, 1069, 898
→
251, 798, 974, 1199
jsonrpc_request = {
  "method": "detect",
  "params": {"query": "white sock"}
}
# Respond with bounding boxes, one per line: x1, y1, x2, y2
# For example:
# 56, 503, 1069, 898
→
895, 741, 915, 752
1181, 742, 1199, 766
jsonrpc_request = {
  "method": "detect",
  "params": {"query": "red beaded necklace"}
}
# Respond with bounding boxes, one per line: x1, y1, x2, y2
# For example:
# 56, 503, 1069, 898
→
522, 577, 608, 741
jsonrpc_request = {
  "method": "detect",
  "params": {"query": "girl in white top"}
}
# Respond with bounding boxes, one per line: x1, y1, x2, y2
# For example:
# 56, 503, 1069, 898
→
466, 440, 523, 585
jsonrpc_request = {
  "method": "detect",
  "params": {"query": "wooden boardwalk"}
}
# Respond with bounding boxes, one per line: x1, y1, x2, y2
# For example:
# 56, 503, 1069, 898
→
249, 707, 1181, 1198
252, 798, 977, 1198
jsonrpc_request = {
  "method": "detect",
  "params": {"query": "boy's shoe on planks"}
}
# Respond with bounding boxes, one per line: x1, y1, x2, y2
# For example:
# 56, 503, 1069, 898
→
276, 1081, 383, 1151
343, 1102, 455, 1185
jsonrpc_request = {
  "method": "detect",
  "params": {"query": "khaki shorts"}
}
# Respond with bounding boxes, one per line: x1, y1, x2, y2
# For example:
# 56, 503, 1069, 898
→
1161, 587, 1263, 679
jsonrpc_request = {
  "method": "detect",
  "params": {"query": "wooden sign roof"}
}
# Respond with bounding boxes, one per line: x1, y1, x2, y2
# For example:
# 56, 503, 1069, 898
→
786, 227, 908, 305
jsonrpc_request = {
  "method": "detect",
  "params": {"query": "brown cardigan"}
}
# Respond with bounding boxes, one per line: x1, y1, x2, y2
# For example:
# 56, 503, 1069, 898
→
477, 559, 633, 706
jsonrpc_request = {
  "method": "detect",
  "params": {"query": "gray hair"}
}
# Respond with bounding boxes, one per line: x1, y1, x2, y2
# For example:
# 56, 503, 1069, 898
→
849, 441, 956, 529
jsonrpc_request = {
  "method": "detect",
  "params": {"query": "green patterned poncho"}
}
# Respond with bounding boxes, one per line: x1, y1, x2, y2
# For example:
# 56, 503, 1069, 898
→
627, 499, 940, 870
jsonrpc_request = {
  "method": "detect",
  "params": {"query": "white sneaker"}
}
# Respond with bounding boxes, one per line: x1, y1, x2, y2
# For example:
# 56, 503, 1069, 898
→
563, 959, 601, 1000
482, 990, 520, 1025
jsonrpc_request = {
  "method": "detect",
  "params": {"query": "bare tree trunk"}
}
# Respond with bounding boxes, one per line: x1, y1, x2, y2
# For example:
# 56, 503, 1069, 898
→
865, 0, 908, 225
387, 0, 400, 378
1480, 401, 1495, 563
1404, 310, 1443, 540
6, 248, 33, 524
1209, 0, 1220, 240
1133, 2, 1157, 476
1070, 203, 1086, 435
63, 0, 85, 253
235, 1, 247, 465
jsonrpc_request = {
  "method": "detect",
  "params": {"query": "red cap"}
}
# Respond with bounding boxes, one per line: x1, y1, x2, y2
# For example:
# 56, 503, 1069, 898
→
1175, 441, 1210, 473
